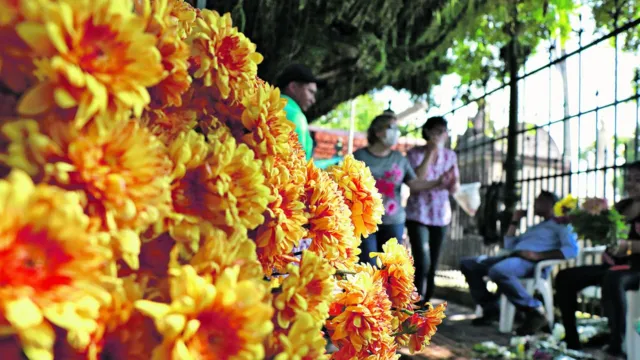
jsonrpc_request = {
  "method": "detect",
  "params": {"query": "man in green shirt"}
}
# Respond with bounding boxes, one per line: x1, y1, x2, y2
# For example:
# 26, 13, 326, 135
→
276, 64, 326, 161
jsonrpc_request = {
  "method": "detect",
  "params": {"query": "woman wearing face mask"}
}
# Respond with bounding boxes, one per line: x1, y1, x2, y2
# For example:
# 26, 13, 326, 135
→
405, 116, 460, 305
353, 113, 448, 265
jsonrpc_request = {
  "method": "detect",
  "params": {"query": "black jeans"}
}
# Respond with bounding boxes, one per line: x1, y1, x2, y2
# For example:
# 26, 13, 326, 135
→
406, 221, 447, 303
555, 265, 640, 350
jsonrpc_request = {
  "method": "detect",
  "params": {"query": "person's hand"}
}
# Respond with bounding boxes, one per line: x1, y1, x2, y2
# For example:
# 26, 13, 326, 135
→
511, 209, 527, 222
513, 250, 541, 262
435, 167, 456, 188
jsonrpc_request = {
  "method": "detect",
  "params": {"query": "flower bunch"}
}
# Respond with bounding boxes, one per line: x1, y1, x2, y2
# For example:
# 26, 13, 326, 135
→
0, 1, 443, 359
555, 195, 628, 245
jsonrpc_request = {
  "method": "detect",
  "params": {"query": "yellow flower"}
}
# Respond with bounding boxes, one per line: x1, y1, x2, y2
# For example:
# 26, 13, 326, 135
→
255, 160, 308, 274
0, 170, 113, 359
136, 0, 194, 109
186, 227, 263, 282
16, 0, 165, 129
370, 238, 419, 309
139, 107, 198, 144
83, 276, 160, 360
554, 194, 578, 217
327, 272, 396, 358
273, 313, 328, 360
0, 0, 43, 93
168, 129, 271, 245
135, 265, 273, 360
186, 10, 263, 99
329, 155, 383, 238
274, 251, 336, 329
240, 81, 295, 164
0, 119, 174, 268
305, 161, 360, 270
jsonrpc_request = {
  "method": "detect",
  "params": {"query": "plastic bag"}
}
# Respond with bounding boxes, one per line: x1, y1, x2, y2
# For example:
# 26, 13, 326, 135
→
453, 182, 481, 217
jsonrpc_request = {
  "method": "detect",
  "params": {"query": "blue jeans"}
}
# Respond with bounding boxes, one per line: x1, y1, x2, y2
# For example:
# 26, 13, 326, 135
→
459, 255, 542, 311
359, 223, 404, 265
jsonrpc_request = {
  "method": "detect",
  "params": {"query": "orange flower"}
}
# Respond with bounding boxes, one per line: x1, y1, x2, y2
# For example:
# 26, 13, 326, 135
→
326, 272, 396, 358
274, 251, 336, 329
370, 238, 419, 309
271, 313, 328, 360
0, 170, 114, 359
186, 227, 263, 282
139, 107, 198, 143
241, 81, 295, 165
0, 119, 174, 268
16, 0, 165, 129
186, 9, 263, 100
255, 161, 308, 274
0, 0, 43, 93
305, 161, 360, 270
399, 303, 447, 353
167, 129, 271, 246
136, 0, 194, 109
136, 265, 273, 359
329, 155, 383, 238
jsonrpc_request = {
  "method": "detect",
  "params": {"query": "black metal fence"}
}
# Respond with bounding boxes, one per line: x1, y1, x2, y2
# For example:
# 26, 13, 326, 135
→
419, 9, 640, 272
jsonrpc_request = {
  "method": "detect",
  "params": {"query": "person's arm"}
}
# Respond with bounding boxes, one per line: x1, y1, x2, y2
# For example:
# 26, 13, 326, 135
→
414, 147, 435, 179
403, 156, 443, 193
446, 152, 460, 194
503, 210, 526, 249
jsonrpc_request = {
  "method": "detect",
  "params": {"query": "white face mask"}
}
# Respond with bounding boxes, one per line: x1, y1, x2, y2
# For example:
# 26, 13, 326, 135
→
436, 141, 445, 150
383, 128, 400, 147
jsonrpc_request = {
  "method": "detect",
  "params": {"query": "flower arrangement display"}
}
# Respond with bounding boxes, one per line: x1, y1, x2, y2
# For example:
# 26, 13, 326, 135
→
554, 195, 628, 245
0, 1, 445, 359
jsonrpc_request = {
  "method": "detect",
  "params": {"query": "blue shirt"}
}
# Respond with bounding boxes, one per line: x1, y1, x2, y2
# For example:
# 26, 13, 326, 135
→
504, 219, 579, 259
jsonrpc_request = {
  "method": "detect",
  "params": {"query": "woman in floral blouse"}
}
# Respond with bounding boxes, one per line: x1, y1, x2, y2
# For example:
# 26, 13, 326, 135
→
406, 116, 460, 304
354, 113, 449, 265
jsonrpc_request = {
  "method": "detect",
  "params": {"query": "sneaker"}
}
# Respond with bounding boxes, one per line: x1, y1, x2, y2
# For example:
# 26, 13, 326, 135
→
515, 310, 548, 335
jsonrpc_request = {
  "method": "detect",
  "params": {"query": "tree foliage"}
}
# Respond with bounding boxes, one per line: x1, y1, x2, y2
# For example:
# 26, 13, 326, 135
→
206, 0, 635, 117
314, 93, 385, 132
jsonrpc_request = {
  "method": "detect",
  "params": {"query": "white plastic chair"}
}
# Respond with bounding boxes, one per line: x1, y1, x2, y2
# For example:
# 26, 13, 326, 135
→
625, 289, 640, 360
498, 259, 569, 333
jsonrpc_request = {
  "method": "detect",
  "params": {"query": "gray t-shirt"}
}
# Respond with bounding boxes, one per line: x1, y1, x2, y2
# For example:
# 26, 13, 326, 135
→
353, 148, 417, 225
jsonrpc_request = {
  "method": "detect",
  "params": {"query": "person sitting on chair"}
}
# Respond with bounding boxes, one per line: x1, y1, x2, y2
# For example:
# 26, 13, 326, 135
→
460, 190, 579, 335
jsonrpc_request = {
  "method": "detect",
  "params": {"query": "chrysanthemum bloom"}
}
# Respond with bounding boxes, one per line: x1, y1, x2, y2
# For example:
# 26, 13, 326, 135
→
398, 302, 447, 354
582, 197, 609, 215
553, 194, 578, 217
186, 227, 263, 282
168, 129, 271, 245
16, 0, 165, 129
326, 272, 396, 358
0, 0, 43, 93
370, 238, 419, 309
329, 155, 383, 239
186, 9, 263, 100
0, 170, 114, 359
240, 81, 295, 166
271, 313, 328, 360
135, 265, 273, 360
139, 107, 198, 144
305, 161, 360, 270
0, 119, 174, 268
74, 276, 160, 360
136, 0, 193, 109
255, 160, 308, 274
274, 251, 336, 329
